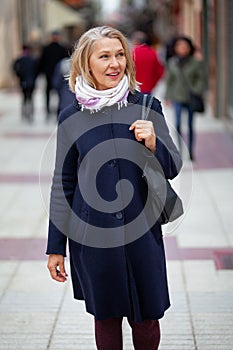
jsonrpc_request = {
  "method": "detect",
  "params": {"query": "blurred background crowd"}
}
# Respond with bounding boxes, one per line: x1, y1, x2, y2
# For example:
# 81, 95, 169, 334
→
0, 0, 232, 128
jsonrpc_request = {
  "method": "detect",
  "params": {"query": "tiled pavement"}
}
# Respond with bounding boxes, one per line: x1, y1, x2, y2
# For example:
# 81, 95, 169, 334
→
0, 82, 233, 349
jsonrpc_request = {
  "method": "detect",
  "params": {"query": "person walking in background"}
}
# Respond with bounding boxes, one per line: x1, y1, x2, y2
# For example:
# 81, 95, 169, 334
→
52, 56, 75, 117
46, 26, 182, 349
165, 35, 206, 161
164, 35, 179, 63
38, 30, 67, 119
12, 44, 38, 122
131, 31, 164, 94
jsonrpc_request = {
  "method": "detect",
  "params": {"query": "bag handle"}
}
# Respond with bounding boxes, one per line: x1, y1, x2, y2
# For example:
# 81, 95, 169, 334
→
142, 94, 154, 120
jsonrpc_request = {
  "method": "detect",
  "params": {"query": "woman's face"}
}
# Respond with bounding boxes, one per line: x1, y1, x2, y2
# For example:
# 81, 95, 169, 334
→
89, 37, 127, 90
174, 39, 191, 57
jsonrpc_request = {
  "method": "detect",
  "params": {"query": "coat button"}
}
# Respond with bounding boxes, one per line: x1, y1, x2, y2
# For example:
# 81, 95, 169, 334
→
115, 211, 123, 220
108, 160, 116, 167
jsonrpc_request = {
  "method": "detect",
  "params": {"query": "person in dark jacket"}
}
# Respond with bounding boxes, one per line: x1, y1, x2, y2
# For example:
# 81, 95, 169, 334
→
52, 57, 75, 117
13, 44, 38, 121
46, 26, 182, 350
38, 30, 67, 118
165, 35, 206, 160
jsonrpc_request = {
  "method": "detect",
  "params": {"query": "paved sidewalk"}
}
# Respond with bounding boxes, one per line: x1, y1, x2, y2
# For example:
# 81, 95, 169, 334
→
0, 82, 233, 350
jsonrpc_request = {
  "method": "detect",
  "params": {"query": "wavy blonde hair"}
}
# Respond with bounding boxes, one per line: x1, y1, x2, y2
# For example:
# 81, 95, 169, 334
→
69, 26, 136, 92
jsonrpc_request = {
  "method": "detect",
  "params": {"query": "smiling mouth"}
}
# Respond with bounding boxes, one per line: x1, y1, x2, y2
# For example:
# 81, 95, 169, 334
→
106, 72, 119, 77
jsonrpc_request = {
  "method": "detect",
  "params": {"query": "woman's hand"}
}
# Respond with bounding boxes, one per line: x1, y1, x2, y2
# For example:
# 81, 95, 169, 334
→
47, 254, 68, 283
129, 120, 156, 153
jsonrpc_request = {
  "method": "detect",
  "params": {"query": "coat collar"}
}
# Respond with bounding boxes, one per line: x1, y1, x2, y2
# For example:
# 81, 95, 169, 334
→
127, 90, 142, 104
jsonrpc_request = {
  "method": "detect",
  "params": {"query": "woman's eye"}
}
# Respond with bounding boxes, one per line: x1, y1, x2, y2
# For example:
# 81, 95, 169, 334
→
100, 54, 108, 59
118, 52, 124, 57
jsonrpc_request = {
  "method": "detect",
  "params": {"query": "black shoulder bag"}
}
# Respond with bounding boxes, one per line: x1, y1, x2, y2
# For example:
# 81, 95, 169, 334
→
141, 94, 184, 225
179, 67, 205, 113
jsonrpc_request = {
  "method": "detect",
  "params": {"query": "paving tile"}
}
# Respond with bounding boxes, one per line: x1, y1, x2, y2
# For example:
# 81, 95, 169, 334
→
0, 262, 18, 296
183, 260, 233, 291
166, 261, 185, 292
195, 334, 233, 347
176, 169, 232, 248
0, 261, 18, 276
0, 185, 47, 239
192, 313, 233, 332
0, 333, 50, 350
0, 312, 55, 333
0, 276, 12, 295
188, 292, 233, 313
5, 261, 67, 294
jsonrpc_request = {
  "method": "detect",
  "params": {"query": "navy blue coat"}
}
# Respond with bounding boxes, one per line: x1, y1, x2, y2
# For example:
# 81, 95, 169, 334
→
46, 91, 182, 322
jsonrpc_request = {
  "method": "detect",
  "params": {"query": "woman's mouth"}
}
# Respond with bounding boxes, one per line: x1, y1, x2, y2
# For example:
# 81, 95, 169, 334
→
106, 72, 120, 79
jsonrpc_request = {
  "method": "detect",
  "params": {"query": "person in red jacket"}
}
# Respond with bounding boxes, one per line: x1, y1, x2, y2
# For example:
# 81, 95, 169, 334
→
132, 31, 164, 93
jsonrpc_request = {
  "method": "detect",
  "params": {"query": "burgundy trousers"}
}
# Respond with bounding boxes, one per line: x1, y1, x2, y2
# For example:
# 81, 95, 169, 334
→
94, 317, 160, 350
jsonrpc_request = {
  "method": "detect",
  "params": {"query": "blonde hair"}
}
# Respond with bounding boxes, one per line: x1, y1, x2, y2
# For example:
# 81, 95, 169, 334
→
69, 26, 136, 92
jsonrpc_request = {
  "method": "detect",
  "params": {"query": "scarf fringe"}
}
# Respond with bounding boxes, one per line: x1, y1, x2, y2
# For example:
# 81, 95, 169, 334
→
117, 100, 128, 110
80, 100, 128, 113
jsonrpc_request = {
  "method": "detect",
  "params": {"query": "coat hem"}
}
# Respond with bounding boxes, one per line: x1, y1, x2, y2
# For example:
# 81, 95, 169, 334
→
72, 297, 171, 323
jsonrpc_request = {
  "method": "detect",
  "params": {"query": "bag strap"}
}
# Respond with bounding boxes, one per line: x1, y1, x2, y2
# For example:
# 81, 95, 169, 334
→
142, 94, 154, 120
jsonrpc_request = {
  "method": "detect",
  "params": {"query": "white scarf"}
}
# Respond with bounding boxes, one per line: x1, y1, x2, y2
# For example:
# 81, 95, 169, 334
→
74, 75, 129, 113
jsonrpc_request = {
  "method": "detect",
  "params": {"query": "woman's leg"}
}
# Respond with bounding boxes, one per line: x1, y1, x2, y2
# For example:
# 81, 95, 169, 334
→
21, 88, 27, 118
128, 319, 160, 350
94, 317, 123, 350
25, 88, 34, 121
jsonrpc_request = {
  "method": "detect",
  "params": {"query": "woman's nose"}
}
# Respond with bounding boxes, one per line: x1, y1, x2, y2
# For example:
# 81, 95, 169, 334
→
109, 56, 119, 67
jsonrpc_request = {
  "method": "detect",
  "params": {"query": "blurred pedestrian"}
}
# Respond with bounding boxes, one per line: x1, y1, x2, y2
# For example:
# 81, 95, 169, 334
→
165, 35, 206, 160
38, 30, 67, 119
131, 31, 164, 94
12, 44, 38, 122
164, 35, 179, 63
46, 26, 182, 349
52, 57, 75, 117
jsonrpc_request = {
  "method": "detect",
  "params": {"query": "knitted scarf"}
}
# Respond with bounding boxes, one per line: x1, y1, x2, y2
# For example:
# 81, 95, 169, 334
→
74, 75, 129, 113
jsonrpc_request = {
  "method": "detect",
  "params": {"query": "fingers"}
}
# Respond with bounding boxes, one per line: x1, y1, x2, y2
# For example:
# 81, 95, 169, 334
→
129, 120, 156, 144
59, 261, 68, 279
129, 120, 155, 136
129, 120, 153, 130
47, 254, 68, 283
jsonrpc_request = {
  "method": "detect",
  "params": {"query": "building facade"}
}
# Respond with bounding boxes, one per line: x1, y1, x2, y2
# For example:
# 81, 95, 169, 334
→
1, 0, 232, 127
175, 0, 232, 125
0, 0, 86, 88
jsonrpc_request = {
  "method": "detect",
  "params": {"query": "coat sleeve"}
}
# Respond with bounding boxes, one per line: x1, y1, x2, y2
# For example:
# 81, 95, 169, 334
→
191, 60, 207, 95
153, 50, 164, 85
164, 61, 175, 101
46, 111, 79, 256
52, 62, 63, 91
146, 97, 183, 179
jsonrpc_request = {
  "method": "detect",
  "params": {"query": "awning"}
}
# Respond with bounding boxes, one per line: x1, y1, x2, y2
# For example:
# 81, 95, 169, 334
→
46, 0, 84, 31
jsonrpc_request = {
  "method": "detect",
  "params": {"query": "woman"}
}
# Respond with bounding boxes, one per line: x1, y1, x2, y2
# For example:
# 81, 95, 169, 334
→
165, 35, 206, 161
46, 26, 182, 349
